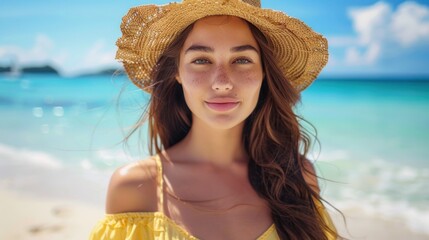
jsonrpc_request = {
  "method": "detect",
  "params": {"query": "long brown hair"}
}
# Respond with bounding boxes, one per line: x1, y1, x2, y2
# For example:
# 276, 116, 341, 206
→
128, 19, 338, 240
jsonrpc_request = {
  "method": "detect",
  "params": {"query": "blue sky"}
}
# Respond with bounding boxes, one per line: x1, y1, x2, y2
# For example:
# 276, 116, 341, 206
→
1, 0, 429, 77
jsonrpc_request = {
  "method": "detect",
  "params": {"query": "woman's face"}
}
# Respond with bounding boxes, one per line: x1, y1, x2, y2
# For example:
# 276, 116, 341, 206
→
177, 16, 264, 130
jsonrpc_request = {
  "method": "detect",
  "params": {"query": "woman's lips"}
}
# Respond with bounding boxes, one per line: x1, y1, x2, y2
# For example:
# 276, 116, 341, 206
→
205, 98, 240, 112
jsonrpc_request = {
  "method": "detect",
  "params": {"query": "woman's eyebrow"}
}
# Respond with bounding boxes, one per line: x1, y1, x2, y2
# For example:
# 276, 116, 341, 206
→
231, 44, 259, 53
184, 44, 259, 54
185, 45, 213, 54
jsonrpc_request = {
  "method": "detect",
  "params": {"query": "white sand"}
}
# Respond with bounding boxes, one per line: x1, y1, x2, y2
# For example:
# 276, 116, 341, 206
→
0, 156, 108, 240
0, 190, 103, 240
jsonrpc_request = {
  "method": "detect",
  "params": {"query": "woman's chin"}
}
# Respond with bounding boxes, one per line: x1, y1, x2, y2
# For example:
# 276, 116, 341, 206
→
198, 115, 246, 131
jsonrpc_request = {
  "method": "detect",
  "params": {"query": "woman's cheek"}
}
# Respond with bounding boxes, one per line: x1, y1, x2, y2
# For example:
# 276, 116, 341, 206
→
183, 71, 209, 88
236, 70, 263, 86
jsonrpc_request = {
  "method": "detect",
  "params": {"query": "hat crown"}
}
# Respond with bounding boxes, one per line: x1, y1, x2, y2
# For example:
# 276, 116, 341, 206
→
242, 0, 261, 7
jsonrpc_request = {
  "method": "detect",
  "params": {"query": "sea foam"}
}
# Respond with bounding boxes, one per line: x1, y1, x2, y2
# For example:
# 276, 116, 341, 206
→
0, 143, 62, 169
317, 152, 429, 236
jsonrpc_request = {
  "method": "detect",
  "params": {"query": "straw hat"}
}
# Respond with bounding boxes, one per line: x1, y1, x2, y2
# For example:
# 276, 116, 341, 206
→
116, 0, 328, 92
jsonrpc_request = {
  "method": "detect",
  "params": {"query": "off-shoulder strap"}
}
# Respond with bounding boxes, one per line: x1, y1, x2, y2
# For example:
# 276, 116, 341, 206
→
154, 154, 164, 212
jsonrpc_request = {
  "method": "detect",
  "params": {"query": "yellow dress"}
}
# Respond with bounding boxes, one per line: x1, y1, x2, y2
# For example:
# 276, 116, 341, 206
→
90, 156, 337, 239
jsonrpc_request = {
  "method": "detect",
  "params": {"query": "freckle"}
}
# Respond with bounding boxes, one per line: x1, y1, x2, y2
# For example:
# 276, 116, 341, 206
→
191, 78, 201, 86
242, 73, 258, 84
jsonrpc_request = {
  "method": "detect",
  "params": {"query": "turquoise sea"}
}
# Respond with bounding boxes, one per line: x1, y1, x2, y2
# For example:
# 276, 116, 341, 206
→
0, 74, 428, 235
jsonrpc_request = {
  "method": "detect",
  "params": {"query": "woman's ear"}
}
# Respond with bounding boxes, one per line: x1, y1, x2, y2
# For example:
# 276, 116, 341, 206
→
175, 74, 182, 84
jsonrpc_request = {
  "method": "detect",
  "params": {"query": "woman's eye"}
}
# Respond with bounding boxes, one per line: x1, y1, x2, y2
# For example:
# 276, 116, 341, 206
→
234, 58, 252, 64
192, 59, 210, 64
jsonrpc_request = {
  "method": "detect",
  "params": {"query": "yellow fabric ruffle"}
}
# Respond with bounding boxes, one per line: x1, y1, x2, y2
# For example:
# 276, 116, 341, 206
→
89, 203, 336, 240
89, 211, 278, 240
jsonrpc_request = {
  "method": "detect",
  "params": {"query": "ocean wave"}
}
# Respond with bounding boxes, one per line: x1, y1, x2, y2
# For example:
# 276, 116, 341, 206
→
0, 143, 62, 169
333, 198, 429, 236
317, 154, 429, 236
312, 149, 351, 162
77, 148, 142, 171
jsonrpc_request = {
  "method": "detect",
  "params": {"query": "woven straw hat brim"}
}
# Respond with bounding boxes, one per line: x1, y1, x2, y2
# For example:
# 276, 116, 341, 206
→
116, 0, 328, 92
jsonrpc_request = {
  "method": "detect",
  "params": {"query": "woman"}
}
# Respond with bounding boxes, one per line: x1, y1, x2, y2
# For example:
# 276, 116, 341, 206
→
90, 0, 338, 239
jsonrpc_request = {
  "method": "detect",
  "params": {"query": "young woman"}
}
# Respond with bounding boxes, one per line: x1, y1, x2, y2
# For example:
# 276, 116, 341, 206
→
90, 0, 338, 239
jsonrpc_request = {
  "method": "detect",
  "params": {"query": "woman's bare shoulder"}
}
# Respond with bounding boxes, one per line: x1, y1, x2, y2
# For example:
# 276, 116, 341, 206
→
105, 156, 159, 214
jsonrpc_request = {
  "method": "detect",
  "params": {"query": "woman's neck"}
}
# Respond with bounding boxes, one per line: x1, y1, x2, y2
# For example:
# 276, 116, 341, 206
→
175, 118, 248, 167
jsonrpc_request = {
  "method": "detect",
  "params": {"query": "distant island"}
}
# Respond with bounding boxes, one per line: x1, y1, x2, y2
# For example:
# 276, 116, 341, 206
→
77, 68, 123, 77
0, 64, 123, 77
21, 65, 60, 74
0, 66, 12, 73
0, 64, 59, 75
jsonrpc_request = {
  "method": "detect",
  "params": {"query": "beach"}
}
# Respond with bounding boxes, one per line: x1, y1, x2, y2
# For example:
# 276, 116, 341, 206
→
0, 149, 107, 240
1, 158, 428, 240
1, 75, 428, 239
2, 0, 429, 236
0, 190, 101, 240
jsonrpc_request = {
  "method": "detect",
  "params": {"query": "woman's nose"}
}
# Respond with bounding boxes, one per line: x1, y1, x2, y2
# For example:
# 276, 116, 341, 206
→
212, 66, 233, 91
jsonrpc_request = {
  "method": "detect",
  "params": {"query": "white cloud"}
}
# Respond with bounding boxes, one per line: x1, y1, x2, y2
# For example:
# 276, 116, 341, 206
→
0, 35, 119, 76
345, 43, 381, 66
391, 1, 429, 46
59, 40, 120, 76
327, 36, 358, 47
32, 35, 54, 59
330, 1, 429, 67
0, 34, 65, 68
349, 1, 392, 46
82, 40, 118, 71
